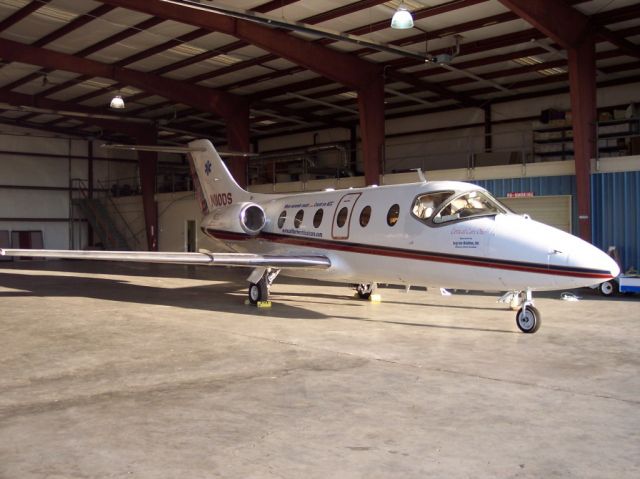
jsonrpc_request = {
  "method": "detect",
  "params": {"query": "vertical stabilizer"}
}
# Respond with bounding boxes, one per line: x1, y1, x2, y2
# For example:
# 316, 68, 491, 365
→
187, 139, 250, 213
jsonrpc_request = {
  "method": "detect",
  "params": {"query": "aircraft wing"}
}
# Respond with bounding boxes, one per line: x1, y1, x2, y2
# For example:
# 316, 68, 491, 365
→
0, 249, 331, 269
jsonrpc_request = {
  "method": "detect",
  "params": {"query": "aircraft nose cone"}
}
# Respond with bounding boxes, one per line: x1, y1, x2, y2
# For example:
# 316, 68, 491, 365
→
606, 253, 621, 279
567, 241, 620, 282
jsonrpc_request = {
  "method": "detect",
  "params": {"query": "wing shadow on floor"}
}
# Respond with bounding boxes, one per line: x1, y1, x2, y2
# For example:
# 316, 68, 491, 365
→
0, 271, 351, 321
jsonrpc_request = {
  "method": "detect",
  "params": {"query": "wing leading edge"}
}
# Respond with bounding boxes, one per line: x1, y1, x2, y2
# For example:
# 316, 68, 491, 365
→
0, 249, 331, 269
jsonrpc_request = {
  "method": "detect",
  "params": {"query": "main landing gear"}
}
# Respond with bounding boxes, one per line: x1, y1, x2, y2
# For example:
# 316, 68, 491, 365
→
514, 289, 541, 334
355, 283, 376, 300
247, 268, 280, 305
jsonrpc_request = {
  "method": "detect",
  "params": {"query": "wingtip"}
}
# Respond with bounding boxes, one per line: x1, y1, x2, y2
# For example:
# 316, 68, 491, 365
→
0, 249, 5, 256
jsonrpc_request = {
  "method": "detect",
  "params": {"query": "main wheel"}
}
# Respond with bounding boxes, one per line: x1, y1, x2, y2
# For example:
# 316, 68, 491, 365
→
248, 277, 268, 305
356, 283, 372, 300
599, 280, 616, 297
516, 305, 541, 333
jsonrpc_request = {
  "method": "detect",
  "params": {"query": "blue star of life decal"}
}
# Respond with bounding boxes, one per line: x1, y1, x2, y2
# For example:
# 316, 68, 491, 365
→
204, 160, 212, 176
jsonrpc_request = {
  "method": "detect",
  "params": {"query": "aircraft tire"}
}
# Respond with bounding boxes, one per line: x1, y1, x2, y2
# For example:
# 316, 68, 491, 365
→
356, 283, 372, 300
516, 305, 541, 333
599, 280, 616, 297
248, 278, 268, 305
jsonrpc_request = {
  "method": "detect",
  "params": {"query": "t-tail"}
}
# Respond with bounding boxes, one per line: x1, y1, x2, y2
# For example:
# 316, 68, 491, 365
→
187, 139, 251, 213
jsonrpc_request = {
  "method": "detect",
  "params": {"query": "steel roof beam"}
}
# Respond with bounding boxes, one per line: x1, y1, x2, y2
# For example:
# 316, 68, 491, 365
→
595, 28, 640, 60
0, 37, 251, 184
98, 0, 381, 89
0, 0, 52, 32
0, 38, 243, 119
0, 89, 202, 139
29, 1, 303, 121
86, 0, 489, 122
95, 0, 396, 183
2, 16, 164, 93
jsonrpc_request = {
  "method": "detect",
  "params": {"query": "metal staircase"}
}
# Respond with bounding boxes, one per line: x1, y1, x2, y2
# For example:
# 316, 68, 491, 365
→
70, 179, 139, 250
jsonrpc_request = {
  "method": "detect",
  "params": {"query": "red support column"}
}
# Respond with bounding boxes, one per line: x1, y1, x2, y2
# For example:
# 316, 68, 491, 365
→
568, 35, 597, 242
225, 99, 250, 188
497, 0, 598, 242
136, 128, 159, 251
358, 75, 385, 186
87, 140, 94, 247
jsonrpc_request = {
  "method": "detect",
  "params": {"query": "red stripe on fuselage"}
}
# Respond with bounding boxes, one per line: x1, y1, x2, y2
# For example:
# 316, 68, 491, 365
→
203, 228, 613, 280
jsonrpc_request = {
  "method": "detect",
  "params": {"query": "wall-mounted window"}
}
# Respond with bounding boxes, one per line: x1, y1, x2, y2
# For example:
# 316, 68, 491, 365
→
336, 206, 349, 228
313, 209, 324, 228
359, 206, 371, 227
387, 204, 400, 226
294, 209, 304, 228
277, 210, 286, 228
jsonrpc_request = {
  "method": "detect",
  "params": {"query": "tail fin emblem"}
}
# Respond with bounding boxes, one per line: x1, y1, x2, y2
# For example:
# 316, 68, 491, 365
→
204, 160, 212, 176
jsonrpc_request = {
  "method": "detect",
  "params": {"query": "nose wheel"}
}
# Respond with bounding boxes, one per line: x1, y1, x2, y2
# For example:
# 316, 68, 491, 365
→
515, 290, 541, 333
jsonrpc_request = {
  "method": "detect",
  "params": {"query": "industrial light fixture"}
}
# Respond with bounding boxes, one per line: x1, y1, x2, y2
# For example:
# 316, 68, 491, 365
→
110, 93, 125, 109
391, 2, 414, 29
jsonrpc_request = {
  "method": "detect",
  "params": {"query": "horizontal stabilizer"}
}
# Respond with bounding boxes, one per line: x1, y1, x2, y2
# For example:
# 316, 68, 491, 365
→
101, 143, 257, 157
0, 249, 331, 269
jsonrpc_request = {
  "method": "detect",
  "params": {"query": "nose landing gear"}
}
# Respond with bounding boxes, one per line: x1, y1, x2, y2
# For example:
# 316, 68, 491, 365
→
515, 289, 541, 333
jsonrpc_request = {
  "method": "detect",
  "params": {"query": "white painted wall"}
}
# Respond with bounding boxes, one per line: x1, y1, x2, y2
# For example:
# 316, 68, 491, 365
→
0, 125, 138, 250
153, 192, 227, 253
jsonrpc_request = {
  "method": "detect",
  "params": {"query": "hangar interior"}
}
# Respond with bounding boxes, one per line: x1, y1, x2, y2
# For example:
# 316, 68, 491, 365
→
0, 0, 638, 271
1, 2, 640, 478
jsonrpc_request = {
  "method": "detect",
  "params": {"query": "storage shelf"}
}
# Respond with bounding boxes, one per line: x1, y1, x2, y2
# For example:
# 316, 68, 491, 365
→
532, 117, 640, 160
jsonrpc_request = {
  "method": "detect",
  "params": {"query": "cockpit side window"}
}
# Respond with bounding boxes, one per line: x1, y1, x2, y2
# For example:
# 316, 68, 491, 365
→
433, 190, 505, 224
412, 191, 453, 221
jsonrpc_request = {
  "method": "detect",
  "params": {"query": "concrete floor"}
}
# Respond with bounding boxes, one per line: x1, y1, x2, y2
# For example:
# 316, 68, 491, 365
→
0, 260, 638, 479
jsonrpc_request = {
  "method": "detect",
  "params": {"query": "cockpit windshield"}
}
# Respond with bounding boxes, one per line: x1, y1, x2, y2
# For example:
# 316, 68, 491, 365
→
412, 190, 507, 225
434, 190, 506, 223
412, 191, 453, 220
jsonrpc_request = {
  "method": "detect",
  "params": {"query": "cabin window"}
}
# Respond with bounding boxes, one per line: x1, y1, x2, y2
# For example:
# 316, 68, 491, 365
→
313, 209, 323, 228
412, 191, 453, 221
387, 204, 400, 226
294, 209, 304, 228
336, 206, 349, 227
433, 190, 505, 224
359, 206, 371, 227
277, 210, 286, 228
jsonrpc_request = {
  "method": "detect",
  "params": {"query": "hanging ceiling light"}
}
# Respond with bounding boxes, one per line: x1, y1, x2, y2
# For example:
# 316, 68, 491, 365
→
391, 3, 414, 29
110, 94, 125, 109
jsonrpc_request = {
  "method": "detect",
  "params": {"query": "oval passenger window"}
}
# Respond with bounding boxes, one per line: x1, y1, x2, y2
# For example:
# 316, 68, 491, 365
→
359, 205, 371, 227
277, 210, 287, 228
313, 209, 324, 228
387, 204, 400, 226
294, 209, 304, 228
336, 207, 349, 227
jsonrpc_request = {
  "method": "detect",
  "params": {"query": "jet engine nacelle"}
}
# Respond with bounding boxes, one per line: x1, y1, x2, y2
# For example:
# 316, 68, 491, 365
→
204, 202, 266, 236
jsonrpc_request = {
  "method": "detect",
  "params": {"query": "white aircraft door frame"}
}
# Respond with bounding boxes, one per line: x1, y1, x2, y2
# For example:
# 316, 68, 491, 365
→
331, 193, 361, 240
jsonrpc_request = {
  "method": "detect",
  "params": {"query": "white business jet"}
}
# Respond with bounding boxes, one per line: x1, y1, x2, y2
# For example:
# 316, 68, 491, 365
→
1, 140, 619, 333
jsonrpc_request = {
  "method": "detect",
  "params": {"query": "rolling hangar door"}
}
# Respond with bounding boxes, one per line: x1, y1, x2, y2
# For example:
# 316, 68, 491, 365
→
499, 195, 572, 233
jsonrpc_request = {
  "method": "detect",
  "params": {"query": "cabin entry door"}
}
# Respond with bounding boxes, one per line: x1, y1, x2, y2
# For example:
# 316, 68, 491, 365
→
331, 193, 361, 240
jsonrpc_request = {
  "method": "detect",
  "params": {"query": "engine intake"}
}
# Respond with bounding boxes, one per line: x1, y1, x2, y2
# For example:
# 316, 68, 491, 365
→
204, 202, 266, 236
240, 204, 266, 235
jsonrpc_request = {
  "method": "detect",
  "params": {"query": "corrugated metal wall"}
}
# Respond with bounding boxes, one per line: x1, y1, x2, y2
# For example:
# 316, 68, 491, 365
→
473, 172, 640, 272
591, 171, 640, 273
473, 175, 578, 232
